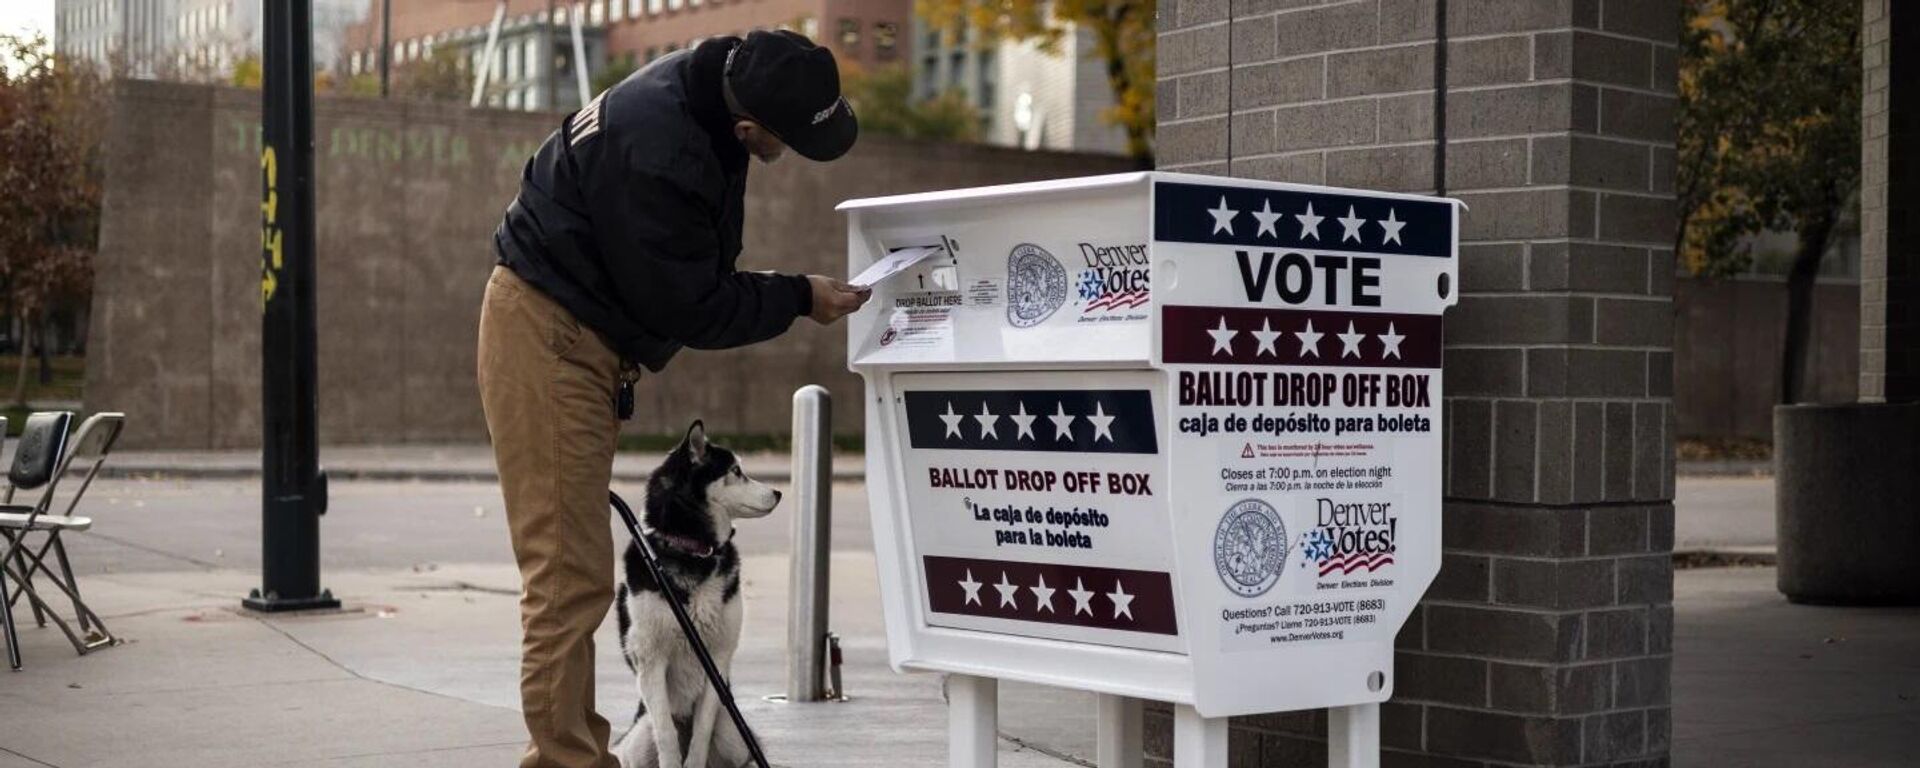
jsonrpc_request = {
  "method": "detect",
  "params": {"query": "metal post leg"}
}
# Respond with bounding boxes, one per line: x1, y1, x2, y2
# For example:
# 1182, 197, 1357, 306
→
948, 674, 998, 768
1173, 705, 1227, 768
1328, 704, 1380, 768
1096, 694, 1143, 768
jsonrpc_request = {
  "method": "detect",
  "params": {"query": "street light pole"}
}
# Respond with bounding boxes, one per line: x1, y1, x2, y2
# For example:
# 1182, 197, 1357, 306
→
246, 0, 336, 614
378, 0, 391, 98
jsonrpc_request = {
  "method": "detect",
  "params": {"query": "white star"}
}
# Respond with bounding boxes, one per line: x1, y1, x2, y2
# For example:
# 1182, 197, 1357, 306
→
1068, 578, 1096, 617
1339, 206, 1367, 243
1379, 322, 1406, 359
1106, 580, 1135, 620
1087, 402, 1116, 443
959, 570, 983, 606
1251, 198, 1283, 238
1338, 321, 1366, 359
974, 402, 1000, 440
1208, 316, 1238, 356
1009, 402, 1037, 441
1252, 318, 1282, 357
1030, 574, 1056, 613
1295, 319, 1325, 358
1207, 196, 1239, 235
993, 572, 1020, 609
1296, 201, 1324, 241
940, 402, 965, 439
1049, 402, 1077, 442
1378, 208, 1406, 245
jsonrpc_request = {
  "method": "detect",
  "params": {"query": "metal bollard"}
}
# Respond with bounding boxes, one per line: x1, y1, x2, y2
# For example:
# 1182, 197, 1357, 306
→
786, 385, 833, 702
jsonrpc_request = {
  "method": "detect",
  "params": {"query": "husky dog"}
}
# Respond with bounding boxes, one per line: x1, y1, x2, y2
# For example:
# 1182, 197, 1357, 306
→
614, 421, 780, 768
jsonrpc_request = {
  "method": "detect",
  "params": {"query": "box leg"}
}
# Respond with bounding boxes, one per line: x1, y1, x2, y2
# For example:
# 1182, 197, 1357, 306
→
1096, 694, 1143, 768
1173, 704, 1227, 768
949, 674, 998, 768
1328, 704, 1380, 768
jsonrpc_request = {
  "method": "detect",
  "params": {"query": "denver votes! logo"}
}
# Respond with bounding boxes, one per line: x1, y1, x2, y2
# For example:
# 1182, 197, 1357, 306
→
1006, 243, 1069, 328
1213, 498, 1288, 597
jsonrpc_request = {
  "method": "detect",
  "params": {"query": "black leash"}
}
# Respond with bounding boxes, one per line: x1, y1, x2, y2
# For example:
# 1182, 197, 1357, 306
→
609, 491, 773, 768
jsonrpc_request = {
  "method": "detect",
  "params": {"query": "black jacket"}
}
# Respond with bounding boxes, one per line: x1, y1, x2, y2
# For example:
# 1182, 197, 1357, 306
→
492, 38, 812, 372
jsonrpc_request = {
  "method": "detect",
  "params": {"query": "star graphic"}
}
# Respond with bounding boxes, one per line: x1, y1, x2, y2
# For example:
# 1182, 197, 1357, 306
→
1208, 316, 1238, 356
1251, 198, 1283, 239
1049, 402, 1077, 442
1252, 317, 1282, 357
1338, 321, 1366, 359
1339, 206, 1367, 243
974, 402, 1000, 440
1087, 402, 1116, 443
1068, 578, 1096, 617
1030, 574, 1057, 613
1378, 207, 1406, 245
1009, 402, 1037, 441
959, 569, 983, 606
1207, 196, 1239, 236
993, 572, 1020, 609
1379, 322, 1406, 359
1296, 201, 1325, 241
1106, 580, 1135, 620
1295, 319, 1325, 358
940, 402, 964, 439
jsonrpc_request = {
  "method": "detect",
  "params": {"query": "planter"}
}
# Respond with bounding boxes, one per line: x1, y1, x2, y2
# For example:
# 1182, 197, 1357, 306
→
1774, 403, 1920, 605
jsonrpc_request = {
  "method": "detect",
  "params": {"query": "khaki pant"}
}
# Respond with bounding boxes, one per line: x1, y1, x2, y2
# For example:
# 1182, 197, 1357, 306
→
477, 266, 622, 768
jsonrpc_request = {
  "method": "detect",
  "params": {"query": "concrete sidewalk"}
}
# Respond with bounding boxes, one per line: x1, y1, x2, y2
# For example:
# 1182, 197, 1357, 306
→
0, 556, 1092, 768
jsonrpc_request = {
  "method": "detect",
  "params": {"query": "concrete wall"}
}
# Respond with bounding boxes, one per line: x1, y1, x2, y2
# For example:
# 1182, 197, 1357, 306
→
1675, 277, 1860, 439
1157, 1, 1679, 765
87, 78, 1135, 450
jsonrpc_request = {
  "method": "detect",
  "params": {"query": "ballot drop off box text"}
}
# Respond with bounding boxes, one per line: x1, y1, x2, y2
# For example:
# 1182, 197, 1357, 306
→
841, 172, 1463, 768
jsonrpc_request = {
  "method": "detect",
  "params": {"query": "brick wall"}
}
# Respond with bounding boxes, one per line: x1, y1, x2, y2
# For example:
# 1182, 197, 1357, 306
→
1155, 1, 1677, 765
1861, 0, 1918, 404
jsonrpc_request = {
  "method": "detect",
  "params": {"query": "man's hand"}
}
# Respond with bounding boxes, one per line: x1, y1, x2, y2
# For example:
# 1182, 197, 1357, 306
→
806, 275, 872, 324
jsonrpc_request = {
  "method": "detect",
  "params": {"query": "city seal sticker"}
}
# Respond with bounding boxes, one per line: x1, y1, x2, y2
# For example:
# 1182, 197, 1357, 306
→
1213, 498, 1288, 598
1006, 243, 1068, 328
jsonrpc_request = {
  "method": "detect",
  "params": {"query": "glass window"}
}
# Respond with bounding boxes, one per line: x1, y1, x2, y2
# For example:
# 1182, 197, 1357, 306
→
505, 41, 521, 81
801, 17, 818, 40
874, 21, 897, 59
667, 0, 683, 11
838, 19, 859, 48
524, 37, 539, 81
977, 54, 995, 108
648, 0, 663, 15
948, 51, 964, 89
506, 89, 522, 109
590, 1, 605, 25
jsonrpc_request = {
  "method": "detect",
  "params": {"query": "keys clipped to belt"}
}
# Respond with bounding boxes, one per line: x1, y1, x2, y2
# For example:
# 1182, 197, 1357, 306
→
617, 367, 639, 421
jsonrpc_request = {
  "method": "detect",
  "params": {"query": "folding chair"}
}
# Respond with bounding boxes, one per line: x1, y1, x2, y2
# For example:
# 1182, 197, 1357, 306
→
0, 412, 123, 670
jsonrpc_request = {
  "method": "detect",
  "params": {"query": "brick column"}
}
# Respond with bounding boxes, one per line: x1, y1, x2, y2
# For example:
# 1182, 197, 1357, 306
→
1862, 0, 1919, 404
1155, 2, 1677, 765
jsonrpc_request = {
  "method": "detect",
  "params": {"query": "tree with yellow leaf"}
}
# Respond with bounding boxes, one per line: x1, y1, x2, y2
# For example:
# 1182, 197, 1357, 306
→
917, 0, 1154, 162
1678, 0, 1859, 404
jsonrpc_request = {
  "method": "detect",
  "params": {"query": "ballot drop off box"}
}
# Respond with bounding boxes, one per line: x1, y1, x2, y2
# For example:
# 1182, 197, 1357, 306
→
841, 172, 1462, 768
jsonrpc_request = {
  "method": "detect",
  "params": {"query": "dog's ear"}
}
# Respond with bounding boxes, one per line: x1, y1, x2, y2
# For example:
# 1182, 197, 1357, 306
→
683, 420, 709, 464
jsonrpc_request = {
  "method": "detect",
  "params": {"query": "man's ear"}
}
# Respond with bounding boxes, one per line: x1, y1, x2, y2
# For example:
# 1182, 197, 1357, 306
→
683, 420, 709, 464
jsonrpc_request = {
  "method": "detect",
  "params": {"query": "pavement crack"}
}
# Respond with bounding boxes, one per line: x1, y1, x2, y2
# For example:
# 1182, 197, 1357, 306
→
76, 530, 222, 570
413, 580, 520, 596
242, 612, 521, 715
997, 732, 1094, 767
0, 745, 60, 767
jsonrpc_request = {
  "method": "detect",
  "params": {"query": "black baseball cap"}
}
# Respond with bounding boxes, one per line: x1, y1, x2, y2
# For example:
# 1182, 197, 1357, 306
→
723, 30, 859, 161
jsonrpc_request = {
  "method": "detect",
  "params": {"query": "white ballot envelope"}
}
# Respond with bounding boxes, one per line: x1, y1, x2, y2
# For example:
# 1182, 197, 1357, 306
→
850, 245, 945, 288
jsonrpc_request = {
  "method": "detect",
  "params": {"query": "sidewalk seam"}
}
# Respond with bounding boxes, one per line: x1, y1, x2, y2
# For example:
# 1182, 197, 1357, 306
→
242, 612, 522, 715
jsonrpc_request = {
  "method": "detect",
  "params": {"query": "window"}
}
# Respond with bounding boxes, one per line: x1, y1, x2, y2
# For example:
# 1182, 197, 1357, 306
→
590, 1, 605, 25
667, 0, 683, 11
648, 0, 663, 15
920, 56, 937, 96
645, 46, 657, 62
874, 21, 897, 59
505, 41, 521, 81
801, 17, 817, 41
523, 37, 539, 81
977, 54, 995, 108
948, 51, 964, 89
506, 89, 522, 109
609, 0, 623, 21
838, 19, 860, 48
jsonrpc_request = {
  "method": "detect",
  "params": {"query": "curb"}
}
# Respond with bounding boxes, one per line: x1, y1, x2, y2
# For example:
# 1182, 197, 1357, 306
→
1676, 459, 1772, 477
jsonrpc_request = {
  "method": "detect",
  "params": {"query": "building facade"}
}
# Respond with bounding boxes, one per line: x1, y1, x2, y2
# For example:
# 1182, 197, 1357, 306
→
603, 0, 908, 70
342, 2, 607, 112
56, 0, 362, 79
912, 22, 1128, 154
